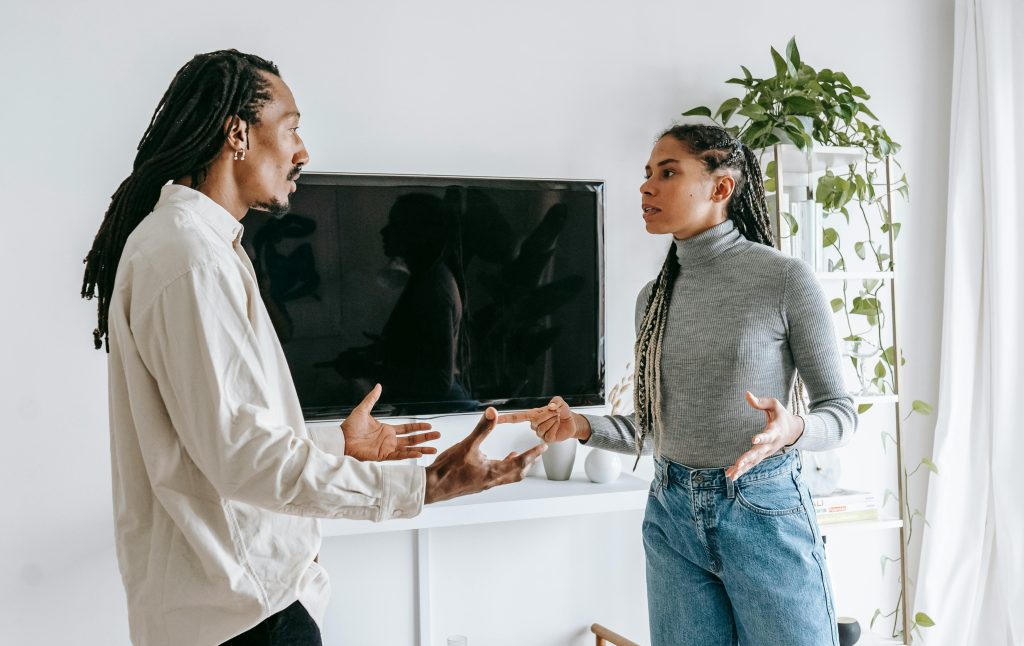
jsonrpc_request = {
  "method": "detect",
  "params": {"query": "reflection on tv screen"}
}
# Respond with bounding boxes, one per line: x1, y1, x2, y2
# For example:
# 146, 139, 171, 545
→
242, 174, 604, 419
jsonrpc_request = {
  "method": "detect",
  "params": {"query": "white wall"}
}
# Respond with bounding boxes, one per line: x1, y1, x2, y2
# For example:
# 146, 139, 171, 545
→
0, 1, 953, 644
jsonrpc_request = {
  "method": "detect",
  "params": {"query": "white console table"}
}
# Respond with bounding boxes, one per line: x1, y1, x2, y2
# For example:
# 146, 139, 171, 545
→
321, 472, 651, 645
321, 472, 651, 537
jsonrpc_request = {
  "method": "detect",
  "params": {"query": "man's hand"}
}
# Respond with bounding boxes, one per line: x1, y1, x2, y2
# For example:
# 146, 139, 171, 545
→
424, 408, 547, 504
341, 384, 440, 462
725, 391, 805, 480
498, 396, 592, 443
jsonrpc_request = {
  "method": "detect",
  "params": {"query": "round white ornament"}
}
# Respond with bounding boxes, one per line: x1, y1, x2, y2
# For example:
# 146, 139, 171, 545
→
585, 449, 621, 483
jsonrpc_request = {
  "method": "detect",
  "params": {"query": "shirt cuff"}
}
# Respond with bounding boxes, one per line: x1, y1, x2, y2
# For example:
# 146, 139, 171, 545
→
582, 414, 650, 455
309, 425, 346, 457
377, 464, 426, 522
790, 414, 828, 451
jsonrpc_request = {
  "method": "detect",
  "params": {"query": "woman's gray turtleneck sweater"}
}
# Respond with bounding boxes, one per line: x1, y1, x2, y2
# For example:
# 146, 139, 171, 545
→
585, 218, 857, 468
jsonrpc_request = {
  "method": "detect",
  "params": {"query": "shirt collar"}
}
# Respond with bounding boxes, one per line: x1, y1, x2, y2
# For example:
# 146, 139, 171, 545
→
157, 184, 244, 244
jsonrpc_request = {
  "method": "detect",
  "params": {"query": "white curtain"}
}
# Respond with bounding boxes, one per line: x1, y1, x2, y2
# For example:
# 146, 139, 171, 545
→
913, 0, 1023, 644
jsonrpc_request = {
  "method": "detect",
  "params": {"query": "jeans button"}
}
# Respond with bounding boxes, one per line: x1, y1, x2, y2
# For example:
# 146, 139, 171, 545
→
693, 474, 704, 484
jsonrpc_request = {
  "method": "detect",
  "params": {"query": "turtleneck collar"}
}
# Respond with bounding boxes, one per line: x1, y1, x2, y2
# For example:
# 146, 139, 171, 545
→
673, 218, 746, 268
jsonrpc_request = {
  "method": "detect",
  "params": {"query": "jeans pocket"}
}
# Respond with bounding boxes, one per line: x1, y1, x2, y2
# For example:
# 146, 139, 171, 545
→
735, 473, 806, 516
649, 467, 666, 498
649, 475, 661, 498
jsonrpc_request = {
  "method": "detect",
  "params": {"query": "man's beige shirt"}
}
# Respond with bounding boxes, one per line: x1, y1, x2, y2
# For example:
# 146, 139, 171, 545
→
106, 184, 425, 645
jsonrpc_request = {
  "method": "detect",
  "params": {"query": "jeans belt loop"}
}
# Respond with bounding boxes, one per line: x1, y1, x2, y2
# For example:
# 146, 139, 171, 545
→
726, 472, 736, 499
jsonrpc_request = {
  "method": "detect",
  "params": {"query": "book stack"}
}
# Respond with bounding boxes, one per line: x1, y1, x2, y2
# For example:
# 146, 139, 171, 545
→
813, 489, 879, 524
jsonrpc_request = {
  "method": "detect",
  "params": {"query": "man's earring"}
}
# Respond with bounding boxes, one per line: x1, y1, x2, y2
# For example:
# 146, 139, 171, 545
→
233, 149, 246, 161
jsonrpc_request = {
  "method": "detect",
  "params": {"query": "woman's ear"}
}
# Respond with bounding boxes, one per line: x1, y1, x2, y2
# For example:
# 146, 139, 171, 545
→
711, 173, 736, 203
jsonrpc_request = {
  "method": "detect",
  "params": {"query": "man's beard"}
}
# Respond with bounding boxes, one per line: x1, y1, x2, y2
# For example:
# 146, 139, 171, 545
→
252, 165, 302, 219
252, 198, 291, 219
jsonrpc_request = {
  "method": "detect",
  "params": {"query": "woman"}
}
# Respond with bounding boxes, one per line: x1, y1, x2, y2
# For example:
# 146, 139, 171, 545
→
509, 124, 856, 645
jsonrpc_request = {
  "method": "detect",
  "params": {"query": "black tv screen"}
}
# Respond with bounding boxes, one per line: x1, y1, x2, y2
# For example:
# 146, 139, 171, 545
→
241, 173, 605, 420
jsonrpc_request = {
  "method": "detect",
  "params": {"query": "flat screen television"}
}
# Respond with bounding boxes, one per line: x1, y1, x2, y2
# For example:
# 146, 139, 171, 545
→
241, 173, 605, 420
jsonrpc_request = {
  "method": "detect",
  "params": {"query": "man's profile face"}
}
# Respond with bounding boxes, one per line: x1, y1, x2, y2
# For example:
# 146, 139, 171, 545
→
240, 73, 309, 218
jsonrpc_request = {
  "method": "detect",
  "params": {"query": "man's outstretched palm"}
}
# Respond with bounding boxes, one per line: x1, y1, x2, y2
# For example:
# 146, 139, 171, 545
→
341, 384, 440, 461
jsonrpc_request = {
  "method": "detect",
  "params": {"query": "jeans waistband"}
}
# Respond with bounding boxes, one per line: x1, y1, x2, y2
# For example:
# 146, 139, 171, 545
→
655, 450, 800, 492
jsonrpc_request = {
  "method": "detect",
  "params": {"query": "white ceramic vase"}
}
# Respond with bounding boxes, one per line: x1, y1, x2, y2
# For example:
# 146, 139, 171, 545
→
584, 448, 622, 483
542, 439, 577, 481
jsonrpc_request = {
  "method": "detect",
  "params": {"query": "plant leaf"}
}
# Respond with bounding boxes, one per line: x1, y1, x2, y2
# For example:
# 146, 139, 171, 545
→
857, 403, 873, 414
857, 101, 879, 120
770, 47, 790, 77
822, 228, 838, 247
738, 103, 766, 119
717, 97, 742, 123
921, 457, 939, 474
883, 346, 897, 365
786, 36, 802, 68
912, 400, 933, 415
883, 488, 896, 506
830, 298, 844, 313
682, 106, 712, 118
782, 95, 818, 114
782, 210, 799, 235
915, 613, 936, 628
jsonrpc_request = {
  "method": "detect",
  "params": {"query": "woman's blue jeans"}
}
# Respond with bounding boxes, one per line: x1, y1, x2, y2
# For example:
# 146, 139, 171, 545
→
643, 451, 839, 646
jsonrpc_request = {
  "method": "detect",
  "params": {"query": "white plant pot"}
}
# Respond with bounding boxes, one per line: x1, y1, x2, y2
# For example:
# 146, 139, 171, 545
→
542, 440, 577, 481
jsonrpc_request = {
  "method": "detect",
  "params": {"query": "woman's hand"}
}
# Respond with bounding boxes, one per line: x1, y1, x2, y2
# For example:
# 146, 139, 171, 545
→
497, 396, 592, 443
725, 391, 805, 480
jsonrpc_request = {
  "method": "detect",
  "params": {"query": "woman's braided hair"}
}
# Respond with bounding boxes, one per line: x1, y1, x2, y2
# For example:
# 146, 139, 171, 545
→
632, 124, 807, 460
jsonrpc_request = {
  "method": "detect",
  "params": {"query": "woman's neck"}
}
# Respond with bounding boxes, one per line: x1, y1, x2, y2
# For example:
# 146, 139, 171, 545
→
672, 213, 729, 241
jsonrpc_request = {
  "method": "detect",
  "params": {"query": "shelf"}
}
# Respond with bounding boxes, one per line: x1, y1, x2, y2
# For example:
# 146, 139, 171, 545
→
857, 635, 906, 646
762, 144, 866, 174
321, 473, 650, 537
816, 271, 894, 281
851, 394, 899, 405
819, 517, 903, 536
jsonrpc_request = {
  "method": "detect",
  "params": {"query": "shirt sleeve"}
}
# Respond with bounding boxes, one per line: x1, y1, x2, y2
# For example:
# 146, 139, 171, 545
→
308, 426, 346, 456
583, 280, 655, 456
135, 261, 424, 521
782, 258, 859, 451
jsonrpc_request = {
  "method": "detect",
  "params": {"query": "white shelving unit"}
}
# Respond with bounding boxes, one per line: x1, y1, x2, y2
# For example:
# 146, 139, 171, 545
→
767, 142, 912, 642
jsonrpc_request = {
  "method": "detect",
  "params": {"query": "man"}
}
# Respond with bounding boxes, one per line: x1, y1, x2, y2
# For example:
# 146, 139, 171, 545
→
81, 49, 544, 645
